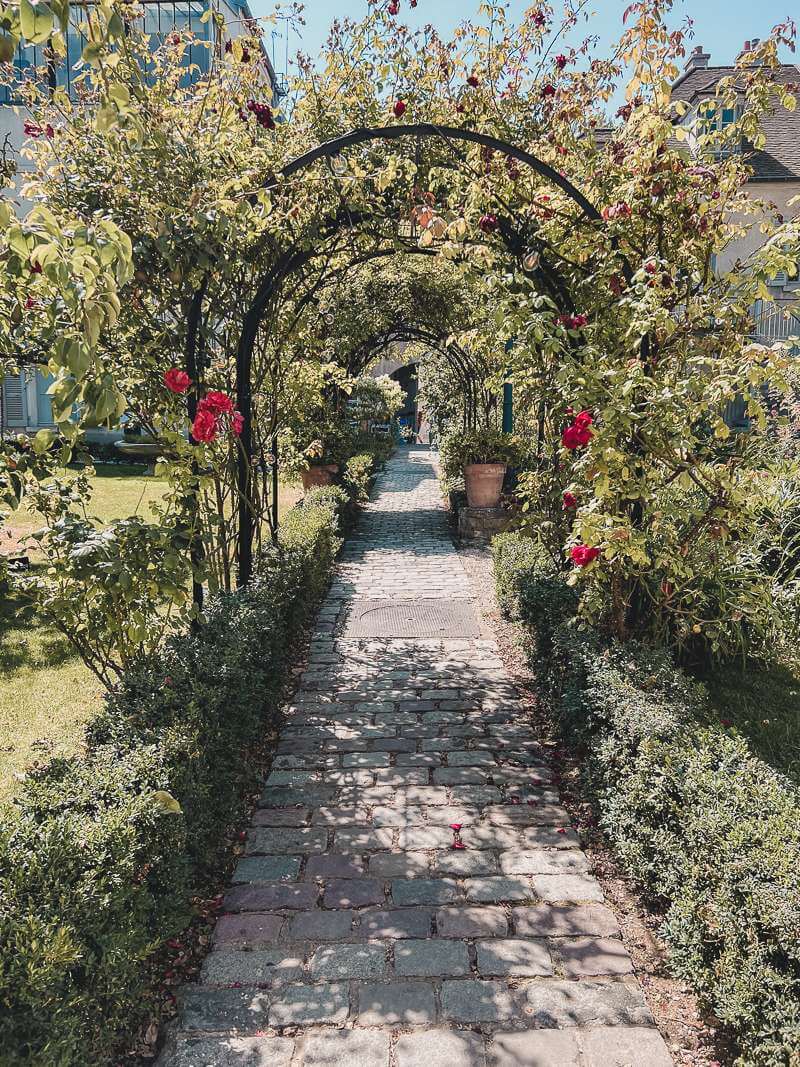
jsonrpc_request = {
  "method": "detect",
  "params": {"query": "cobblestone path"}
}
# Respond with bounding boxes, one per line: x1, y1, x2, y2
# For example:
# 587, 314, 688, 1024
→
162, 447, 672, 1067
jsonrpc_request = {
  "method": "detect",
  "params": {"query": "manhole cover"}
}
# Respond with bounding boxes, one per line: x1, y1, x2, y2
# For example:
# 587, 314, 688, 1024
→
341, 598, 480, 638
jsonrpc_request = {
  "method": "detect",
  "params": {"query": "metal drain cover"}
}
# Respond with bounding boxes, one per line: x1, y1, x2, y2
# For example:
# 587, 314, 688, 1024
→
341, 598, 481, 639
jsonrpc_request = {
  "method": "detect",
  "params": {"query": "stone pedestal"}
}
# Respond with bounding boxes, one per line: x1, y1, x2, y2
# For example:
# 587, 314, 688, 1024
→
457, 505, 512, 544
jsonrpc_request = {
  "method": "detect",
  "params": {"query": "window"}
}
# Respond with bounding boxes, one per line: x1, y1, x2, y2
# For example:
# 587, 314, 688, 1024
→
694, 101, 743, 157
0, 2, 212, 104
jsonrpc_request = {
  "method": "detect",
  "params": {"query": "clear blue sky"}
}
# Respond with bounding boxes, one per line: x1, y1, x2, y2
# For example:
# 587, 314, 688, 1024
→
255, 0, 797, 90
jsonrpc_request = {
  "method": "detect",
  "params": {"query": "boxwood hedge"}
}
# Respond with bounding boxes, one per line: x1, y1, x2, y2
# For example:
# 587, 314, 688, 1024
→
493, 532, 800, 1067
0, 451, 382, 1066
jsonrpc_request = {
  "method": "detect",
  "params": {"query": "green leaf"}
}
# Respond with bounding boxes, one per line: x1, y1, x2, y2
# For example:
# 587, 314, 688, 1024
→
107, 81, 130, 109
19, 0, 54, 44
81, 40, 104, 64
32, 428, 56, 455
151, 790, 182, 815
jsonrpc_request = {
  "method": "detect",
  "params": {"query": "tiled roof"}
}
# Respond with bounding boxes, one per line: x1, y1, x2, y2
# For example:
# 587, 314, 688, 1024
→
671, 63, 800, 181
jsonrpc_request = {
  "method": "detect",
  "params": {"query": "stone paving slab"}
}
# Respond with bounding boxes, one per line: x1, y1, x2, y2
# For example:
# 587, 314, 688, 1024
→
160, 448, 671, 1066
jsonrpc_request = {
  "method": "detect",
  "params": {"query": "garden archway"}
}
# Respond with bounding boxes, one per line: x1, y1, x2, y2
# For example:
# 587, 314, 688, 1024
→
184, 123, 634, 586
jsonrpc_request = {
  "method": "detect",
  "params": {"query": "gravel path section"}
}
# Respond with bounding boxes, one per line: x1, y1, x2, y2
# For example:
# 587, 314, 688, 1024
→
160, 447, 672, 1067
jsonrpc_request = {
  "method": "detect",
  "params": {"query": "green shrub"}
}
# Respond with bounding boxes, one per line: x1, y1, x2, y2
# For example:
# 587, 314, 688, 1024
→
343, 452, 377, 502
0, 454, 378, 1065
494, 532, 800, 1067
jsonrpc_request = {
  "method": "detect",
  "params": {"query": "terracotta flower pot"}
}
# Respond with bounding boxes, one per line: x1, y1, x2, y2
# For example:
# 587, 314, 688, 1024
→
463, 462, 506, 508
301, 463, 339, 491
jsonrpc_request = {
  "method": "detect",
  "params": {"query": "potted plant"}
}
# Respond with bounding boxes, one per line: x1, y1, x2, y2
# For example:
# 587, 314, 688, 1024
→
281, 418, 356, 493
441, 427, 518, 509
299, 437, 340, 490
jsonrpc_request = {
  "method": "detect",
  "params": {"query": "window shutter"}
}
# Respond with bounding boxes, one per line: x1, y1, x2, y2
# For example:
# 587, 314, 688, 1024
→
1, 373, 25, 425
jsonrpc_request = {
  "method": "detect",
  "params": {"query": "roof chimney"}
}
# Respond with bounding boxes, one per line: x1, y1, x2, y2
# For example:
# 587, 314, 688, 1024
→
684, 45, 710, 73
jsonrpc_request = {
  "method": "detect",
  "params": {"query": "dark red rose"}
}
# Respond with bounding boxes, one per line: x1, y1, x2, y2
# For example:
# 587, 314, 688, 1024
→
555, 54, 568, 70
602, 201, 632, 221
609, 273, 626, 297
393, 99, 407, 117
478, 213, 498, 234
562, 491, 578, 509
466, 74, 480, 87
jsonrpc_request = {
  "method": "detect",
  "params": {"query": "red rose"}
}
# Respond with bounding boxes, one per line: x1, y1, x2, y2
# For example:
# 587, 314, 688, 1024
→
232, 411, 244, 436
555, 54, 568, 70
478, 213, 498, 234
164, 368, 192, 394
561, 424, 591, 449
388, 0, 399, 13
192, 409, 218, 443
393, 99, 407, 117
574, 410, 593, 428
466, 74, 480, 87
201, 390, 234, 416
570, 544, 600, 567
532, 10, 546, 26
562, 491, 577, 509
23, 120, 42, 137
541, 83, 556, 98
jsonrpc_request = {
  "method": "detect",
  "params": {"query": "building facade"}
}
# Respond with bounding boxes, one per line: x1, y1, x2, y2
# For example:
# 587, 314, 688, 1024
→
672, 43, 800, 292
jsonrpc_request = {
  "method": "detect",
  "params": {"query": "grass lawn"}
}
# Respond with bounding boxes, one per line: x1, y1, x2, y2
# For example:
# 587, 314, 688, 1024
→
698, 659, 800, 785
0, 464, 302, 800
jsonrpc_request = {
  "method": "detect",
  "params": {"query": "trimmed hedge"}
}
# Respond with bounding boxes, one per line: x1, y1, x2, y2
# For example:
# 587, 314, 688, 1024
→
493, 532, 800, 1067
0, 452, 381, 1065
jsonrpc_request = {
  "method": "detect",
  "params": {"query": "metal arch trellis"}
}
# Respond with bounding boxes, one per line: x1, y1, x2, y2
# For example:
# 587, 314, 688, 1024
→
184, 122, 634, 592
274, 124, 602, 221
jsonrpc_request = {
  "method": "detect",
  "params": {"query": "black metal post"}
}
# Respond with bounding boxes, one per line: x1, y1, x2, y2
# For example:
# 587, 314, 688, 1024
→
271, 427, 279, 539
185, 281, 207, 616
